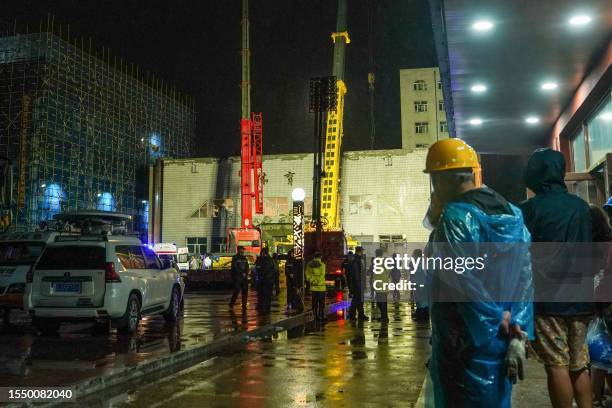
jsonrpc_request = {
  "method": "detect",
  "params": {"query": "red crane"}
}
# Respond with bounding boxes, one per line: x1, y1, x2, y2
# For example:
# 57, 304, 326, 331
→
227, 0, 263, 256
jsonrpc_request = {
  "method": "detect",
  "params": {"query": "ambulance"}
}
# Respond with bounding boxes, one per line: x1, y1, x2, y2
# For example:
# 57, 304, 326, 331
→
153, 243, 189, 272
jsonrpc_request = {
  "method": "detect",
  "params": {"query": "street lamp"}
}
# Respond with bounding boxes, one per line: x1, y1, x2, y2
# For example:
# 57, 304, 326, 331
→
291, 187, 306, 202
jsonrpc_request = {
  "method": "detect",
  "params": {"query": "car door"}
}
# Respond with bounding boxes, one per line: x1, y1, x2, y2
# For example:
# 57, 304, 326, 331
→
142, 245, 167, 307
115, 245, 155, 309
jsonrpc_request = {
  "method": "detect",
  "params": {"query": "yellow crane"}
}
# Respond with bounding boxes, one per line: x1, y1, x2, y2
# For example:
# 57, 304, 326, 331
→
320, 0, 349, 230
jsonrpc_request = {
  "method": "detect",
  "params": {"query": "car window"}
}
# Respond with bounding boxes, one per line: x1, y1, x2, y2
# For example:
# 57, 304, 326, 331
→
37, 246, 105, 270
142, 246, 161, 269
0, 242, 44, 265
116, 245, 146, 269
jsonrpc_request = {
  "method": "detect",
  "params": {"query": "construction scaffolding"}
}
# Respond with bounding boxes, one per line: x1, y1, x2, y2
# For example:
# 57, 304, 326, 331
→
0, 25, 195, 233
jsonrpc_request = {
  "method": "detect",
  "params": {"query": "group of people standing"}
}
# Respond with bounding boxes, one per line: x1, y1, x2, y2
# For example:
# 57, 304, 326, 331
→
229, 245, 309, 316
228, 246, 282, 313
228, 137, 611, 407
421, 139, 612, 408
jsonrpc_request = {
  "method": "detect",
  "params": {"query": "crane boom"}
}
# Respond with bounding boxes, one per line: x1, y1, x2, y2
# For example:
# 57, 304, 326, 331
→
239, 0, 262, 229
230, 0, 263, 255
241, 0, 251, 117
320, 0, 349, 230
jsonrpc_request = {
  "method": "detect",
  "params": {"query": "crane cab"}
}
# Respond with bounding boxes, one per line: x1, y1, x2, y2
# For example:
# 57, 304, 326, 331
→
227, 227, 261, 257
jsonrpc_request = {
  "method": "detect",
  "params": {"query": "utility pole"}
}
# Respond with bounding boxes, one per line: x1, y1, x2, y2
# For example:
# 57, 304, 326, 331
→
367, 0, 376, 149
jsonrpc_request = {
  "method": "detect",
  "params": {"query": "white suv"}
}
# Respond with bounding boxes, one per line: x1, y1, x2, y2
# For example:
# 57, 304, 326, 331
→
24, 235, 184, 334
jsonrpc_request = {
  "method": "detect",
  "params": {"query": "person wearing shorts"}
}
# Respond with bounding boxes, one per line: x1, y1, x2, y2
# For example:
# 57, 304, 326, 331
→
532, 316, 591, 370
520, 148, 594, 408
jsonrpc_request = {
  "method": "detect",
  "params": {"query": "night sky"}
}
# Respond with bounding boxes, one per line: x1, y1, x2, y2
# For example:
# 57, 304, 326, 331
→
3, 1, 437, 157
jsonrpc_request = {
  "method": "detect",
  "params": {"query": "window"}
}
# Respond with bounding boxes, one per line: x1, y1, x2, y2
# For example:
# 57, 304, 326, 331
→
0, 242, 44, 264
586, 94, 611, 168
379, 235, 406, 243
116, 245, 146, 269
211, 237, 226, 253
438, 100, 445, 111
440, 121, 448, 133
142, 246, 160, 269
37, 246, 106, 270
437, 81, 442, 90
413, 80, 427, 91
190, 201, 209, 218
571, 128, 587, 172
414, 101, 428, 113
190, 199, 234, 218
415, 122, 429, 134
187, 237, 207, 255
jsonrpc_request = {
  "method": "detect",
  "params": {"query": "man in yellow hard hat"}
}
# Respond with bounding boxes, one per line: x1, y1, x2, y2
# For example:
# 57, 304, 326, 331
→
423, 138, 534, 407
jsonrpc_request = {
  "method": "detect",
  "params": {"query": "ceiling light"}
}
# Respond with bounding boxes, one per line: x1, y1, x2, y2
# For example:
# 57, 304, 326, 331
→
525, 116, 540, 125
569, 15, 592, 26
600, 112, 612, 122
472, 20, 493, 31
541, 82, 558, 91
469, 118, 483, 126
471, 84, 487, 93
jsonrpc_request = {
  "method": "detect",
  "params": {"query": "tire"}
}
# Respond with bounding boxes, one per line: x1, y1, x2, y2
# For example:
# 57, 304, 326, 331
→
163, 287, 181, 323
113, 293, 140, 334
33, 318, 60, 335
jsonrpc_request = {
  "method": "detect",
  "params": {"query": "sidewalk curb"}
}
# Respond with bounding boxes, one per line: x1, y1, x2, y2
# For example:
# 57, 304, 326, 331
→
14, 300, 350, 407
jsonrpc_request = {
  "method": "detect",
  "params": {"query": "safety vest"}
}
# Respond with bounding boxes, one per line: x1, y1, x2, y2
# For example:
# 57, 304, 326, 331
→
306, 258, 326, 292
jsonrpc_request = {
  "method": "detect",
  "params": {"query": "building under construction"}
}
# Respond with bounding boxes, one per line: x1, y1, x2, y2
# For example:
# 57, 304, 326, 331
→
0, 30, 195, 234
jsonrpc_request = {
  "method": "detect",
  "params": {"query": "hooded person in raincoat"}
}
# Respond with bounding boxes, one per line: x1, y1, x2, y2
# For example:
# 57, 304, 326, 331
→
518, 148, 594, 408
424, 139, 534, 407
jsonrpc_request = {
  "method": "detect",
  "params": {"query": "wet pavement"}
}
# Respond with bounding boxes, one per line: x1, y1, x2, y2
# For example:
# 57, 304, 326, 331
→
116, 303, 432, 408
0, 289, 306, 388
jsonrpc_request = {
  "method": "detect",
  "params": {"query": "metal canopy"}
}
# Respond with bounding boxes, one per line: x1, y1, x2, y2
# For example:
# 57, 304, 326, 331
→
433, 0, 611, 154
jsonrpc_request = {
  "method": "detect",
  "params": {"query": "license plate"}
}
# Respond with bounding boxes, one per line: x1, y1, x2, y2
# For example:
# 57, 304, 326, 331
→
54, 282, 81, 293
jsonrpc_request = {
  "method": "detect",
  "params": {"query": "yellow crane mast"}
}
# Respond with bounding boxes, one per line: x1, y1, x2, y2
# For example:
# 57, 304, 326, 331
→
320, 1, 349, 230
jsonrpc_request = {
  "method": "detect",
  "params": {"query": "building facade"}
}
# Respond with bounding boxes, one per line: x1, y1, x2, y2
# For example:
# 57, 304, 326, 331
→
399, 67, 448, 150
0, 32, 195, 234
155, 149, 432, 254
551, 43, 611, 205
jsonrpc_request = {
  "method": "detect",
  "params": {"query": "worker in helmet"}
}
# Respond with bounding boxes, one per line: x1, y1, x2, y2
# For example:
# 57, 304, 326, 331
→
424, 138, 534, 407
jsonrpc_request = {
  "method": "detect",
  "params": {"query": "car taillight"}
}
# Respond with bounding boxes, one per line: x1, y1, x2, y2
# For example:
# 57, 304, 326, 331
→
105, 262, 121, 282
26, 266, 34, 283
335, 269, 342, 275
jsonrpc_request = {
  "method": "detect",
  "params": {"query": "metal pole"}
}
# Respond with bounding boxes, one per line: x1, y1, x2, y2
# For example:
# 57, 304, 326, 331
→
292, 197, 305, 305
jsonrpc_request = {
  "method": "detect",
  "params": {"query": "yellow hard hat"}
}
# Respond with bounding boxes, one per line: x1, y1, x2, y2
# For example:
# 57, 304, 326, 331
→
424, 138, 480, 173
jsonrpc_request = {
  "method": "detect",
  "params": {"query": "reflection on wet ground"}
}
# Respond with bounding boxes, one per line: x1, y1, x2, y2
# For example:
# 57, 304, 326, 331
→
119, 303, 431, 408
0, 290, 300, 388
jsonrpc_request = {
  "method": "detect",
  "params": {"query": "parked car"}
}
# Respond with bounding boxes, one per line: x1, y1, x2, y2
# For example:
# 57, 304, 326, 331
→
24, 234, 185, 334
0, 232, 57, 326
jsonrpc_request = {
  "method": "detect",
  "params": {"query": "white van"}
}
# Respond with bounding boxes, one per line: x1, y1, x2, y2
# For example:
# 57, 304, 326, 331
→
153, 243, 189, 272
0, 232, 58, 325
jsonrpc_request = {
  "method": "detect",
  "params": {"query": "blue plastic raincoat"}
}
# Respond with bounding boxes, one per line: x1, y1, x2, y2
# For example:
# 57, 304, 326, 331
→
427, 195, 534, 407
